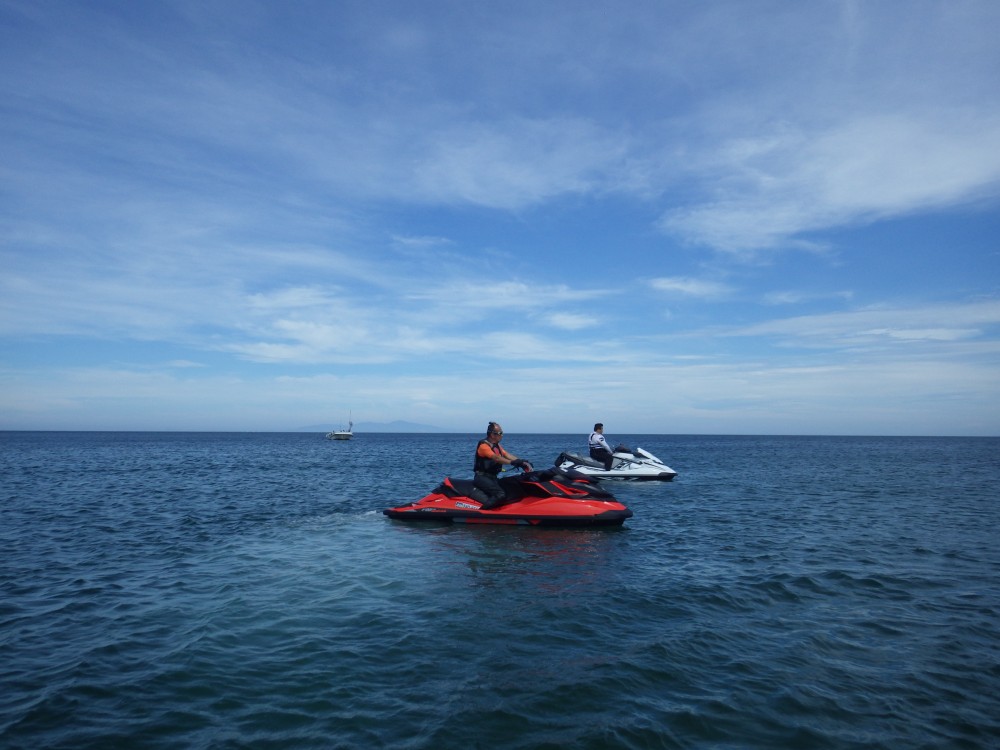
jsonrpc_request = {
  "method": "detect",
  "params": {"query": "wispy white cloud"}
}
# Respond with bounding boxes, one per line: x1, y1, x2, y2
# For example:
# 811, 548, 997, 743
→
409, 117, 628, 209
4, 347, 998, 435
544, 312, 600, 330
650, 277, 732, 298
763, 290, 854, 306
404, 280, 612, 314
660, 113, 1000, 254
391, 234, 454, 249
723, 300, 1000, 348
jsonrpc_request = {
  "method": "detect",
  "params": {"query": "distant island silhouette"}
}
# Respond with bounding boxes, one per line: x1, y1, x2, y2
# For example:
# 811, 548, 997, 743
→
299, 420, 448, 433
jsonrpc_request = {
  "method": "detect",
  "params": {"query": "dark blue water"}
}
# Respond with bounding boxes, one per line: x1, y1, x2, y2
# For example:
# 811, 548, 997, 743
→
2, 432, 998, 749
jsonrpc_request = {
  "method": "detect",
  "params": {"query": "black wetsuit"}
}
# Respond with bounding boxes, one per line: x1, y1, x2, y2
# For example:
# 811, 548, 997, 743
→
473, 439, 508, 508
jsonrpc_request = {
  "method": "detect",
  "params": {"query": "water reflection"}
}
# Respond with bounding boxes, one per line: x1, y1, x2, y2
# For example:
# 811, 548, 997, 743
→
390, 522, 628, 597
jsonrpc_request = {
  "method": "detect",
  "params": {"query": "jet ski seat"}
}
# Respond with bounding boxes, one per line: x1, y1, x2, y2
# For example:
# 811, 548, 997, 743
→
555, 451, 604, 469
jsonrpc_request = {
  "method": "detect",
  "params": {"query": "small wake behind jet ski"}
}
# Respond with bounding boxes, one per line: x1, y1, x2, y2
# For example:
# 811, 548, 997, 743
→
555, 445, 678, 482
382, 466, 632, 527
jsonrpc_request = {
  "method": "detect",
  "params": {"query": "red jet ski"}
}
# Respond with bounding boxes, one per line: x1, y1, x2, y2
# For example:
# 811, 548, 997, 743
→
383, 467, 632, 527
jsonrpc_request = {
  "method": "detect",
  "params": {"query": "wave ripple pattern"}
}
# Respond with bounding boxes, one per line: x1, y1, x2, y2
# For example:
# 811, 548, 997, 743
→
1, 432, 998, 749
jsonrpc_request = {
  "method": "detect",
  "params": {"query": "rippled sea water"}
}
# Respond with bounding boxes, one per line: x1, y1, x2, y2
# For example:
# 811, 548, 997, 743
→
2, 432, 998, 749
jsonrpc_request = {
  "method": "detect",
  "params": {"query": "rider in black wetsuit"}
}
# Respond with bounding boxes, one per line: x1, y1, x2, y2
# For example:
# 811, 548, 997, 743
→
473, 422, 533, 508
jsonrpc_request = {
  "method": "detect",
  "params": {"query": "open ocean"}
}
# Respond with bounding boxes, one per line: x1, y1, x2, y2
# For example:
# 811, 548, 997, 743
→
1, 431, 998, 749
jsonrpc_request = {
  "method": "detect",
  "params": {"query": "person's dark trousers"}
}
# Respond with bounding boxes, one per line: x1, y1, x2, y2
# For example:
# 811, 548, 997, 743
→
474, 471, 506, 508
590, 448, 613, 471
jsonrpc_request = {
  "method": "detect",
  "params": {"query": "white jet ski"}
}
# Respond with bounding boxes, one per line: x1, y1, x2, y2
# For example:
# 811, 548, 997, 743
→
555, 444, 678, 482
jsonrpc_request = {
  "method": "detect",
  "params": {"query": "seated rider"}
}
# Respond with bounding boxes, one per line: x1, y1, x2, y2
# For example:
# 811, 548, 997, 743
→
588, 422, 614, 470
473, 422, 533, 509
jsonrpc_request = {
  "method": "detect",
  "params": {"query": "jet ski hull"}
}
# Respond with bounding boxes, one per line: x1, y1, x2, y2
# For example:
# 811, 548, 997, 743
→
555, 446, 678, 481
383, 468, 632, 527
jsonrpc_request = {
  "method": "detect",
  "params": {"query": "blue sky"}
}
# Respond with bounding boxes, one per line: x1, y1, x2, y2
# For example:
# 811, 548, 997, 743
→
2, 0, 999, 435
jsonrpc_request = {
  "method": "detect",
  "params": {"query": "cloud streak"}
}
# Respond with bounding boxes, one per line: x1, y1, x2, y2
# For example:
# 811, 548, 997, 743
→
662, 113, 1000, 253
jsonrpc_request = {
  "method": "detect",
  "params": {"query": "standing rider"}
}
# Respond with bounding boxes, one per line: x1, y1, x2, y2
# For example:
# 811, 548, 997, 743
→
474, 422, 533, 509
588, 422, 615, 470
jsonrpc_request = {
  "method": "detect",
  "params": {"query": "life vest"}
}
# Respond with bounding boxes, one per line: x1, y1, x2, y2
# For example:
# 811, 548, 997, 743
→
474, 439, 505, 474
589, 432, 606, 451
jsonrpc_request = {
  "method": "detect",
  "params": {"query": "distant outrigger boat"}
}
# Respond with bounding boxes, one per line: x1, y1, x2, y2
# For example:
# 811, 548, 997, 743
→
326, 415, 353, 440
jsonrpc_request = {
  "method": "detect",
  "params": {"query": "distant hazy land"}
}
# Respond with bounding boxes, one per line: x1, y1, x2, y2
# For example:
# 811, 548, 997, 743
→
299, 420, 448, 433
